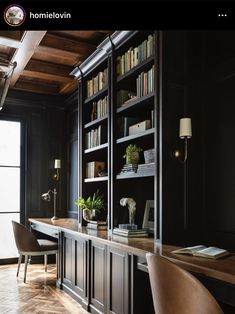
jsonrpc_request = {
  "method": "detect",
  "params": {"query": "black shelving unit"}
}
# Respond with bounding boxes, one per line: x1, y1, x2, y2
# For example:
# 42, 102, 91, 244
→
77, 31, 159, 242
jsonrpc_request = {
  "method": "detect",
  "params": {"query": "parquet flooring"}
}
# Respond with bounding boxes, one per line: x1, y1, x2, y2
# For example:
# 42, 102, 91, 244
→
0, 263, 89, 314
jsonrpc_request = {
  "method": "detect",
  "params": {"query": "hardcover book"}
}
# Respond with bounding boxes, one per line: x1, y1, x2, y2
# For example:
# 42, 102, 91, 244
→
172, 245, 230, 259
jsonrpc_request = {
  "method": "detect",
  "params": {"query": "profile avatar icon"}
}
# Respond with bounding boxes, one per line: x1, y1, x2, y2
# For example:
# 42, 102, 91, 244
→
4, 5, 26, 27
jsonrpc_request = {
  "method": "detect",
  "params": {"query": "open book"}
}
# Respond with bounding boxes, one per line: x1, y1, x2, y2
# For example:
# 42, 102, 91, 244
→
172, 245, 230, 259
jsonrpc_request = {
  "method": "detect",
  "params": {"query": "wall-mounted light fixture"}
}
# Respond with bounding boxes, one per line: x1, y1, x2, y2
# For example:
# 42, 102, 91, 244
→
173, 118, 192, 163
41, 188, 58, 221
53, 159, 61, 181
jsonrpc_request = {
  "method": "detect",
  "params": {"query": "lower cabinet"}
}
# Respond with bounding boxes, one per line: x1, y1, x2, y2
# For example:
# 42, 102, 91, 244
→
90, 241, 107, 314
106, 246, 130, 314
61, 232, 131, 314
61, 231, 89, 310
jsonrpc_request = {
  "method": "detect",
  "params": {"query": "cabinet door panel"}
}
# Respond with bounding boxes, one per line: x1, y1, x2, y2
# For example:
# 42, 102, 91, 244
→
63, 233, 73, 288
90, 241, 107, 313
74, 237, 88, 301
107, 246, 129, 314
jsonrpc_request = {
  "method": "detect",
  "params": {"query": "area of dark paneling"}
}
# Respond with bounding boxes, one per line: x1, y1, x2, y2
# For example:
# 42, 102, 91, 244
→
2, 90, 67, 225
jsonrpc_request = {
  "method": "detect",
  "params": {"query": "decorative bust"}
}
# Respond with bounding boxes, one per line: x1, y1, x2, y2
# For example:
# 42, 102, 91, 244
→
120, 197, 136, 225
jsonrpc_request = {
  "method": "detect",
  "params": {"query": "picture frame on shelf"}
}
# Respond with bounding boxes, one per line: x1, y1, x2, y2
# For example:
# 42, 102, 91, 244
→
142, 200, 154, 233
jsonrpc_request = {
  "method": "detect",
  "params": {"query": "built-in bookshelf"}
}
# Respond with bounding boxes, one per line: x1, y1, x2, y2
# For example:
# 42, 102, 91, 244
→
76, 31, 159, 242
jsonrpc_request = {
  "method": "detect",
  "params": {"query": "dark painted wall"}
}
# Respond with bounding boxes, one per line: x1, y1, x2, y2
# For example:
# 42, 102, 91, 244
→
1, 90, 68, 225
162, 31, 235, 251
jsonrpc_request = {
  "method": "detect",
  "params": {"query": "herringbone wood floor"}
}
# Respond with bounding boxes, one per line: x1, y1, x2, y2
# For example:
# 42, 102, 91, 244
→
0, 263, 89, 314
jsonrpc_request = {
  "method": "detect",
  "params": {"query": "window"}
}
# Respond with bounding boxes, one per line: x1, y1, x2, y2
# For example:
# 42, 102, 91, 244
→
0, 120, 21, 259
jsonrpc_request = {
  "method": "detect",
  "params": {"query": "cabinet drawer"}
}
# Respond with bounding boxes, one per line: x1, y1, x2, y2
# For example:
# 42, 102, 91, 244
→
31, 223, 59, 239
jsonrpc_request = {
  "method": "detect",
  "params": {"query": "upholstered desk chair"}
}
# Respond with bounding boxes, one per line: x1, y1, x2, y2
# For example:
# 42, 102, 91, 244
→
12, 221, 58, 283
146, 253, 223, 314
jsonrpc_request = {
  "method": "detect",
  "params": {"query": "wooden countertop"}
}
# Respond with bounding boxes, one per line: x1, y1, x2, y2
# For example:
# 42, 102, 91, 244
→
29, 218, 235, 285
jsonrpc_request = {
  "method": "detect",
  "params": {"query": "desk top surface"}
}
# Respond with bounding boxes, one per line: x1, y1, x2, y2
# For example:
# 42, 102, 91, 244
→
29, 217, 235, 285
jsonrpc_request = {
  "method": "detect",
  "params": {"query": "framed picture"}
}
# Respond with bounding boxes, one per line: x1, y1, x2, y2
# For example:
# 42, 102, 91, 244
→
142, 200, 154, 233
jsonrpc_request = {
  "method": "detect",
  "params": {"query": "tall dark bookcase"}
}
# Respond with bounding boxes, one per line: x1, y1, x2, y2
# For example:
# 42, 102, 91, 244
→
74, 31, 160, 243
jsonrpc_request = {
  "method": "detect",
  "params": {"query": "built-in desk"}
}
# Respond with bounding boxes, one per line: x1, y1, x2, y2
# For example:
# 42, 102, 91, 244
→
29, 218, 235, 313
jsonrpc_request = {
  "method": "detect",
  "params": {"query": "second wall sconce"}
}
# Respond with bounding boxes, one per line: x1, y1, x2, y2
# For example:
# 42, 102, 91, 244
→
173, 118, 192, 163
53, 159, 61, 181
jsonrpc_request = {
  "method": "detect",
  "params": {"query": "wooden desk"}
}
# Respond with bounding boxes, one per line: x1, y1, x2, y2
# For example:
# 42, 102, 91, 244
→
29, 218, 235, 311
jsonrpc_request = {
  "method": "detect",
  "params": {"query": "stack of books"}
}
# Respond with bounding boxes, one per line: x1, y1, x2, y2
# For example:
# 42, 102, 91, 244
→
86, 221, 107, 230
118, 164, 138, 175
137, 162, 155, 175
113, 228, 148, 237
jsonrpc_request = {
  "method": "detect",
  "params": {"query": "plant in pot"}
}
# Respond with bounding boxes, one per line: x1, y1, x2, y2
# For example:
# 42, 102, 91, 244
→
123, 144, 143, 165
75, 189, 105, 223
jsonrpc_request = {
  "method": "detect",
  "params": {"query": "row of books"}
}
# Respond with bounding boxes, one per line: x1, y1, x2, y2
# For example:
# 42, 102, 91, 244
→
87, 68, 108, 98
118, 164, 138, 175
118, 163, 155, 176
136, 65, 154, 98
116, 34, 154, 76
87, 220, 107, 230
85, 125, 104, 149
113, 227, 148, 237
85, 161, 105, 178
90, 96, 108, 121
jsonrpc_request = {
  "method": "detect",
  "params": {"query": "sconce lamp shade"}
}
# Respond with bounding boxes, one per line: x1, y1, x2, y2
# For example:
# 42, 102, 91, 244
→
54, 159, 61, 169
179, 118, 192, 139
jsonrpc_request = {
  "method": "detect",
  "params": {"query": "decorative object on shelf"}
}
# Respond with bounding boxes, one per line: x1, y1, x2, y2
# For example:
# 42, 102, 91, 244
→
120, 197, 137, 228
0, 57, 17, 110
41, 188, 58, 221
86, 161, 105, 178
123, 144, 142, 165
142, 200, 154, 233
53, 159, 61, 181
173, 118, 192, 163
75, 189, 105, 223
144, 148, 155, 164
129, 119, 151, 136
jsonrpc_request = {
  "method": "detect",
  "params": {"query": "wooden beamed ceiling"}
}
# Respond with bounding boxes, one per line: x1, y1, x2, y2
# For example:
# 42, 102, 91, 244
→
0, 30, 112, 96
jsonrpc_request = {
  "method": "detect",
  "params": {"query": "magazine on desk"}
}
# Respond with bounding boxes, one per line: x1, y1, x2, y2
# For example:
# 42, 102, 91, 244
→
172, 245, 230, 259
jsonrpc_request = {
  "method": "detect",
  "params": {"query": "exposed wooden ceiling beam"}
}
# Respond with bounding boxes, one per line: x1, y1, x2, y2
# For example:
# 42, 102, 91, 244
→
14, 79, 58, 95
10, 31, 47, 88
34, 45, 82, 66
59, 78, 78, 94
22, 70, 73, 84
41, 33, 95, 54
25, 59, 73, 77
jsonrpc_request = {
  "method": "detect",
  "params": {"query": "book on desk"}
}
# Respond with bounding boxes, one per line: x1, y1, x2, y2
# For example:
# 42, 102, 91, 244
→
172, 245, 230, 259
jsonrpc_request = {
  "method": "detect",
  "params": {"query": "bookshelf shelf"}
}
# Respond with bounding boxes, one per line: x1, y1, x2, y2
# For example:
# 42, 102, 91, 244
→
84, 143, 108, 154
84, 115, 108, 129
116, 128, 155, 144
116, 92, 154, 114
84, 176, 108, 183
117, 56, 154, 83
84, 86, 108, 104
116, 172, 154, 179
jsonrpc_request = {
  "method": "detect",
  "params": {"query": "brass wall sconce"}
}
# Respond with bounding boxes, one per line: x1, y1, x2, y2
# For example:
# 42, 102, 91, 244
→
53, 159, 61, 181
173, 118, 192, 163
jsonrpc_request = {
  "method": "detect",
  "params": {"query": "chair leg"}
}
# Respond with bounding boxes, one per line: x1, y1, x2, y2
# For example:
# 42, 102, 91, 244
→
44, 254, 47, 272
24, 255, 28, 283
17, 254, 22, 277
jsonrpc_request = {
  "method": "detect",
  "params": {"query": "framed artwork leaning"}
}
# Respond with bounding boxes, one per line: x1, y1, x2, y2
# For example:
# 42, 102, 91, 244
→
142, 200, 154, 233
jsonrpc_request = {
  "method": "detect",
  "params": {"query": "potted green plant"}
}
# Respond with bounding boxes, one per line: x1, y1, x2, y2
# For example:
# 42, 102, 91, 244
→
75, 189, 105, 222
123, 144, 142, 164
